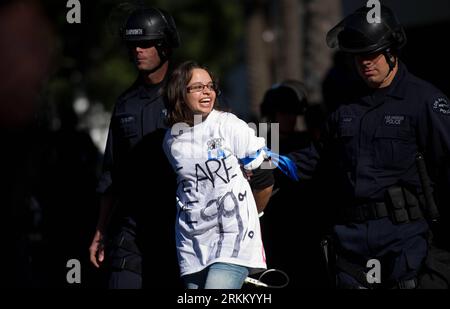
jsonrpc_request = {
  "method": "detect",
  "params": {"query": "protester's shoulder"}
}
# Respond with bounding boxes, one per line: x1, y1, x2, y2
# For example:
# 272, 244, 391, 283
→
212, 111, 247, 139
220, 111, 255, 136
216, 110, 247, 126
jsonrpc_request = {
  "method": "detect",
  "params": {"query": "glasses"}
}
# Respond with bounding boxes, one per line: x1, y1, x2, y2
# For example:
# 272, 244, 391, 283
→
186, 82, 218, 93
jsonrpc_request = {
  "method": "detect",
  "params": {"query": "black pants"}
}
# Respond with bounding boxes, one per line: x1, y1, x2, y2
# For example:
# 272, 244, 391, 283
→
107, 222, 143, 289
334, 217, 429, 288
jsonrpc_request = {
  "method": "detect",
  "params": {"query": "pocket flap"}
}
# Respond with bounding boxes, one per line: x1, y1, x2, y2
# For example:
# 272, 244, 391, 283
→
338, 126, 356, 137
115, 113, 138, 138
374, 126, 409, 140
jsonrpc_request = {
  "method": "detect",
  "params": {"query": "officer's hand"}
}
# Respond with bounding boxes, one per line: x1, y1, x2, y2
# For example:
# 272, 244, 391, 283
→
89, 229, 105, 268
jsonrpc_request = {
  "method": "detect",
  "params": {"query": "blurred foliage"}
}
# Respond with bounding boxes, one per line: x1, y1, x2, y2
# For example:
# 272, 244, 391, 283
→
39, 0, 244, 112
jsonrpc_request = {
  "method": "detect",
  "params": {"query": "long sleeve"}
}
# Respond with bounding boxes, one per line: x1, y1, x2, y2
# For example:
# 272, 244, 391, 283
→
96, 114, 114, 194
287, 113, 336, 180
416, 92, 450, 182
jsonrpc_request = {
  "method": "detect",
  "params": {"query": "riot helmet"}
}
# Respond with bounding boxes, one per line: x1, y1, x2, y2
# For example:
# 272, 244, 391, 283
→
261, 80, 308, 117
326, 5, 406, 55
123, 7, 180, 63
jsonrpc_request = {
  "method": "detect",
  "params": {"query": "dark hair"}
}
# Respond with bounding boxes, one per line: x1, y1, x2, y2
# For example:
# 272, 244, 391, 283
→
165, 61, 219, 127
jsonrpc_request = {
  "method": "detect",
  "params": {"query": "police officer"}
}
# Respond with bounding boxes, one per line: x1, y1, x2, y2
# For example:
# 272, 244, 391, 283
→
259, 81, 330, 288
260, 80, 309, 152
88, 7, 181, 288
288, 5, 450, 288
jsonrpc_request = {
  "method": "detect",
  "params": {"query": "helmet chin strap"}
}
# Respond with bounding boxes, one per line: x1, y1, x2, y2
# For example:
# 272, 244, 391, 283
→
141, 57, 167, 74
155, 43, 169, 67
381, 48, 396, 83
139, 43, 169, 75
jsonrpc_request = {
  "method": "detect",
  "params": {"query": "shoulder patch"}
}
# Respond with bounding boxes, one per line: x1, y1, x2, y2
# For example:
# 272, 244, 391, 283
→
432, 97, 450, 115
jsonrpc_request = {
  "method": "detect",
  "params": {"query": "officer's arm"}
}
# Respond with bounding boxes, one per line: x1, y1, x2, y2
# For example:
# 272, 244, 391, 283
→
286, 142, 321, 180
416, 93, 450, 231
96, 124, 114, 194
90, 115, 115, 267
286, 113, 335, 180
417, 94, 450, 176
89, 191, 114, 268
94, 121, 115, 231
96, 190, 115, 233
90, 137, 115, 268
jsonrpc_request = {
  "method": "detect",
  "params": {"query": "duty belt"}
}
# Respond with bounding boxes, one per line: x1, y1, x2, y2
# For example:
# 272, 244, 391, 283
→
341, 202, 389, 223
341, 186, 425, 224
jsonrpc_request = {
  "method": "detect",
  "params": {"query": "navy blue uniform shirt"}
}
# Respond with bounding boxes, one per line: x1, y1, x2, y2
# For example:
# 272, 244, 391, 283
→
289, 62, 450, 205
97, 78, 168, 196
95, 77, 181, 285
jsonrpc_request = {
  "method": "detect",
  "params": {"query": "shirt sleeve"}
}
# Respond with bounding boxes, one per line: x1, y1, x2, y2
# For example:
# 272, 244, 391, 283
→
220, 112, 266, 166
417, 92, 450, 178
96, 112, 115, 194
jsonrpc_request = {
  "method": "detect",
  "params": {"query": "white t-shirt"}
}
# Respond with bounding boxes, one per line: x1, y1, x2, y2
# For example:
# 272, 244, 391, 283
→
163, 110, 267, 276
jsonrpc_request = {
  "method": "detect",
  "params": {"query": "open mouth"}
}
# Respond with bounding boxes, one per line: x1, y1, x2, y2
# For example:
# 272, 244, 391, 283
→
199, 98, 212, 106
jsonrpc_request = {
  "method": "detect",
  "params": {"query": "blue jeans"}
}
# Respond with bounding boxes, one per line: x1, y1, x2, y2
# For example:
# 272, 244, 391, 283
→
183, 262, 249, 289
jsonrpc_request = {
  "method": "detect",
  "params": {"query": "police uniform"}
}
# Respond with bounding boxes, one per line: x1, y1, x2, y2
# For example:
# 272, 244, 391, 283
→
288, 61, 450, 288
92, 6, 182, 289
97, 78, 179, 288
98, 79, 168, 196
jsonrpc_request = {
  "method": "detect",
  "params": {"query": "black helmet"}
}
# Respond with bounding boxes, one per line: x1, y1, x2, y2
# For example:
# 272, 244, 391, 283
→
123, 7, 180, 49
261, 80, 308, 116
326, 5, 406, 54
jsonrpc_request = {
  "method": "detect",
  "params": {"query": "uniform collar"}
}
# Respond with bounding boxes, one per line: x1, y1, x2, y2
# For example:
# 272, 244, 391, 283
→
138, 77, 166, 100
359, 61, 407, 106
